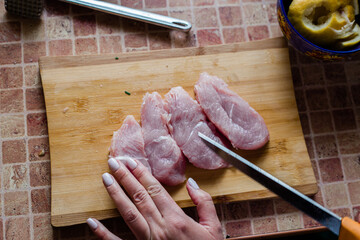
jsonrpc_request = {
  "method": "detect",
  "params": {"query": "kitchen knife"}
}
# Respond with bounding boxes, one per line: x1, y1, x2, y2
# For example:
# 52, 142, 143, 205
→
198, 132, 360, 240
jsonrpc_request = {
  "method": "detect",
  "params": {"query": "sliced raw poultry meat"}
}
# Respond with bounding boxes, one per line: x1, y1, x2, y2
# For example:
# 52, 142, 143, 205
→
141, 92, 186, 186
109, 115, 151, 173
194, 72, 269, 150
164, 86, 229, 170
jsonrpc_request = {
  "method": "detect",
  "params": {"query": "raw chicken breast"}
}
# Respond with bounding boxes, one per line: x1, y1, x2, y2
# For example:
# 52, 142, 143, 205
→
164, 87, 228, 169
141, 92, 186, 186
194, 72, 269, 150
109, 115, 151, 173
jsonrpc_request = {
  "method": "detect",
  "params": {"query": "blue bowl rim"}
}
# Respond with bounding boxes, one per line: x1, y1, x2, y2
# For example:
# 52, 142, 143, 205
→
279, 0, 360, 54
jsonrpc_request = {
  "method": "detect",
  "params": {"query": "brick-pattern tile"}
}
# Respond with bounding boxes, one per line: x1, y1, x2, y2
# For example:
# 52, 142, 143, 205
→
2, 139, 26, 164
46, 16, 72, 39
277, 213, 301, 231
337, 132, 360, 155
122, 18, 146, 33
144, 0, 166, 8
149, 32, 171, 50
122, 0, 143, 9
197, 29, 221, 46
96, 14, 121, 35
27, 113, 48, 137
348, 181, 360, 205
274, 199, 298, 214
310, 111, 333, 134
299, 113, 310, 135
73, 15, 96, 36
219, 7, 242, 26
345, 62, 360, 83
332, 208, 351, 218
294, 89, 306, 112
0, 114, 25, 138
25, 65, 41, 87
33, 214, 53, 240
171, 30, 196, 48
247, 25, 269, 41
193, 0, 215, 6
45, 0, 70, 16
306, 88, 329, 111
31, 188, 50, 213
26, 88, 45, 111
22, 20, 45, 42
30, 162, 51, 187
243, 3, 267, 25
169, 0, 190, 7
99, 36, 122, 54
223, 201, 249, 220
250, 199, 274, 217
333, 109, 356, 131
3, 164, 28, 190
0, 67, 23, 89
124, 33, 148, 51
49, 39, 73, 56
323, 183, 349, 208
253, 218, 277, 234
28, 137, 50, 161
0, 22, 20, 43
301, 65, 324, 86
24, 42, 46, 63
75, 38, 98, 55
5, 217, 30, 240
318, 158, 343, 183
0, 89, 23, 113
351, 84, 360, 106
291, 66, 302, 88
4, 191, 29, 216
223, 28, 246, 43
305, 137, 315, 159
303, 213, 322, 228
0, 43, 21, 65
324, 63, 347, 84
225, 220, 252, 237
314, 135, 338, 159
195, 8, 218, 28
328, 86, 352, 108
342, 155, 360, 181
265, 3, 277, 23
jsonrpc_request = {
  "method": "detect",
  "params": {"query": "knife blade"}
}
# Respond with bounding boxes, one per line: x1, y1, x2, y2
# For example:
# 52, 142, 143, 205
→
198, 132, 360, 238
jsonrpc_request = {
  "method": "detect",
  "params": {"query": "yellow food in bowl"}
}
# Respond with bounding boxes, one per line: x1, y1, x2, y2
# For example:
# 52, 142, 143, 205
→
288, 0, 360, 50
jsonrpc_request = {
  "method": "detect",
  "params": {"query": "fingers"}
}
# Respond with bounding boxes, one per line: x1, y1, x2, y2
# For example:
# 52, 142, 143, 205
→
108, 157, 163, 222
116, 157, 182, 216
87, 218, 121, 240
102, 173, 150, 239
186, 178, 222, 236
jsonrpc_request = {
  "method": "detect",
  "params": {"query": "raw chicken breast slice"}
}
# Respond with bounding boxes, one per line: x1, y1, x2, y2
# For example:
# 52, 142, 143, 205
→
164, 87, 228, 169
109, 115, 151, 173
141, 92, 186, 186
194, 72, 269, 150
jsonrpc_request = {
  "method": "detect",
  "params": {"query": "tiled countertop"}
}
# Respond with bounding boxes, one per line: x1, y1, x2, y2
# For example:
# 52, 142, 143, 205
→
0, 0, 359, 239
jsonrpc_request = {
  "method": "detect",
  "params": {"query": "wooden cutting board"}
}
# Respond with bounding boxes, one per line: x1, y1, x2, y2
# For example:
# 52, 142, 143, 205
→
39, 37, 318, 227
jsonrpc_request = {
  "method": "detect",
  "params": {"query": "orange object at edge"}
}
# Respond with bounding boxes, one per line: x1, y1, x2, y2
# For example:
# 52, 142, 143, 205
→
339, 217, 360, 240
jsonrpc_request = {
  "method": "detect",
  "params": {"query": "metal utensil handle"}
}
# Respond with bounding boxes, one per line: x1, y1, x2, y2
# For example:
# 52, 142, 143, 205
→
61, 0, 192, 32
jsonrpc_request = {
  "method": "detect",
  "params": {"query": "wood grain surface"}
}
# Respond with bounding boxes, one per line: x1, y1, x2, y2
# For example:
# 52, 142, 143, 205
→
39, 37, 317, 227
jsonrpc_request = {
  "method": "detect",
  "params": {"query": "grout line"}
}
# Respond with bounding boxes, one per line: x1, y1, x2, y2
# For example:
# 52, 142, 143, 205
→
214, 0, 224, 44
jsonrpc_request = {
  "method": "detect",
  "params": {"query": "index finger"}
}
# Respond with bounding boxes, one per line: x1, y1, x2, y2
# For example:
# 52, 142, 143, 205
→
118, 156, 183, 216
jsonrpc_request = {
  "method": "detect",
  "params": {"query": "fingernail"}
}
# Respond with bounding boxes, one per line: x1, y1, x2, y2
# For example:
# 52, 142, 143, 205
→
102, 173, 114, 186
87, 218, 98, 230
108, 158, 120, 172
188, 177, 199, 190
116, 156, 137, 170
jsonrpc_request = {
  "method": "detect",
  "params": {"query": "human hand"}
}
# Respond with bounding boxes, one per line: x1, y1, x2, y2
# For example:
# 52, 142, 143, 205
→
86, 156, 223, 240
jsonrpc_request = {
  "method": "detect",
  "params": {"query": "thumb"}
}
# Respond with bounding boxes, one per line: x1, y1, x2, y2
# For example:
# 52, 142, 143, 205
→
186, 178, 222, 236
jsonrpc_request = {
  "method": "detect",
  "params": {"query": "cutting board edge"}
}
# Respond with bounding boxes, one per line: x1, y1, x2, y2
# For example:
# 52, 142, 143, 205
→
51, 182, 318, 227
39, 37, 287, 70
